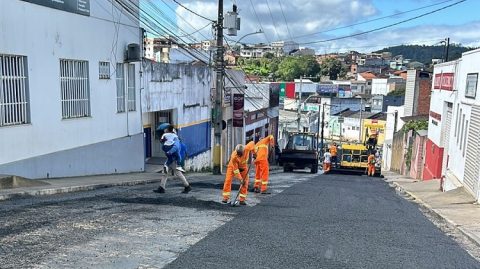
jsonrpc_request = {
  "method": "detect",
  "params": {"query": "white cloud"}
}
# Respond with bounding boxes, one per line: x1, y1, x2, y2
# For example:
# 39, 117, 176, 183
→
165, 0, 479, 53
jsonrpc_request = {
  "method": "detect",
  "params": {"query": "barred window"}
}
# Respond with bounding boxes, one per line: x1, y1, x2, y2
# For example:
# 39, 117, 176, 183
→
116, 63, 125, 112
99, 61, 110, 79
0, 54, 30, 127
60, 59, 90, 119
127, 64, 135, 111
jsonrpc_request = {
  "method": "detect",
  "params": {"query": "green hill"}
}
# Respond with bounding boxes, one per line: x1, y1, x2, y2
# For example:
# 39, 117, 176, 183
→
374, 44, 476, 64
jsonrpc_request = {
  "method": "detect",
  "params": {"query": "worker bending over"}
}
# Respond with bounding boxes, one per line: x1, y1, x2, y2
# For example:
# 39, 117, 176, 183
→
222, 142, 255, 205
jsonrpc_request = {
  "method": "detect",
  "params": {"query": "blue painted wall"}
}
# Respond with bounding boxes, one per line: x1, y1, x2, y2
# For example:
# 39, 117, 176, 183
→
177, 121, 211, 157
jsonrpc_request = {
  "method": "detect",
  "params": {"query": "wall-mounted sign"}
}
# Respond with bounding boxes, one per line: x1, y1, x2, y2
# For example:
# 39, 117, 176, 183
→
232, 94, 244, 127
434, 72, 454, 91
429, 111, 442, 121
21, 0, 90, 16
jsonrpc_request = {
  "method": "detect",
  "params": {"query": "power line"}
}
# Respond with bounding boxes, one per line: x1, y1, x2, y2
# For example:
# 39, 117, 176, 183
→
298, 0, 467, 45
249, 0, 270, 43
158, 0, 213, 41
265, 0, 280, 41
171, 0, 215, 22
290, 0, 457, 41
278, 1, 292, 41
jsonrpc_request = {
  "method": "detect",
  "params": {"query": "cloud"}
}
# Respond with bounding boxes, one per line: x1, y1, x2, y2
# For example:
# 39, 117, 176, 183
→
174, 0, 379, 43
167, 0, 479, 53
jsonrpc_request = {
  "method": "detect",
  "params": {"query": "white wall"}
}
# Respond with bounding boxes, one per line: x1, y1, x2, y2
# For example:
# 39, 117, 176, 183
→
382, 106, 405, 171
428, 62, 458, 147
0, 1, 142, 165
141, 62, 211, 127
371, 78, 388, 95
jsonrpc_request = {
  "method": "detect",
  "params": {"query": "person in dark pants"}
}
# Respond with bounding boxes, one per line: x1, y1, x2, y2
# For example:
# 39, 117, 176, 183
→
274, 144, 281, 165
330, 143, 338, 168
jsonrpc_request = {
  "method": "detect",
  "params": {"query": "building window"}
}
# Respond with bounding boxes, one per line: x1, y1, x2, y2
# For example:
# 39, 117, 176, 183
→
116, 63, 125, 113
463, 120, 468, 157
127, 64, 136, 111
465, 73, 478, 98
455, 104, 460, 137
99, 61, 110, 79
0, 54, 30, 127
456, 108, 462, 144
460, 114, 465, 150
60, 59, 90, 119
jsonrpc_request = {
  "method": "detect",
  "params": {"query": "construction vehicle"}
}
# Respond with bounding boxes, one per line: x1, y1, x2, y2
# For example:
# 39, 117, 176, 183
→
279, 132, 319, 174
329, 132, 382, 176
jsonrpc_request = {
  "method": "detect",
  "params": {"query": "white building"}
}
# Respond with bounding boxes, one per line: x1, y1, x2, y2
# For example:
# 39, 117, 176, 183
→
371, 78, 388, 95
426, 49, 480, 201
382, 106, 405, 171
0, 0, 144, 179
271, 41, 299, 57
142, 61, 212, 171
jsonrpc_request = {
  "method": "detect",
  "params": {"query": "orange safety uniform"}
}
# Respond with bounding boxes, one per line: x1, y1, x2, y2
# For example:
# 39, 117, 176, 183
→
222, 141, 255, 202
253, 135, 275, 192
367, 154, 375, 176
330, 145, 337, 157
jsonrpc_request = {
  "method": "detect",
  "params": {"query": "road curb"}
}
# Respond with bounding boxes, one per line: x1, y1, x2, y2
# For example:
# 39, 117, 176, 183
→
391, 181, 480, 248
0, 178, 162, 202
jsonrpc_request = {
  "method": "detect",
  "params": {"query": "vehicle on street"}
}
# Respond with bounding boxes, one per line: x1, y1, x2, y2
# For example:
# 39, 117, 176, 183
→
279, 132, 319, 173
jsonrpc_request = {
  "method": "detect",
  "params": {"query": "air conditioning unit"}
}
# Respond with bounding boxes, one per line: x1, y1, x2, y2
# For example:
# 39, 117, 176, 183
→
125, 43, 141, 62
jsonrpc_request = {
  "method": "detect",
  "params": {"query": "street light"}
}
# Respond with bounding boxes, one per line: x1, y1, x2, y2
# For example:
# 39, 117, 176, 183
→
231, 29, 263, 47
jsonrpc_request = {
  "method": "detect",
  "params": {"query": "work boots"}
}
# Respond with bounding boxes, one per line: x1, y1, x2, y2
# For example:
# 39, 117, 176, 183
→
182, 185, 192, 194
153, 186, 166, 193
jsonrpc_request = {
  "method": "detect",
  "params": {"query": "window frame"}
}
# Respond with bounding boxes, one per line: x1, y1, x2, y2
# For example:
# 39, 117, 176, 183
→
465, 73, 478, 99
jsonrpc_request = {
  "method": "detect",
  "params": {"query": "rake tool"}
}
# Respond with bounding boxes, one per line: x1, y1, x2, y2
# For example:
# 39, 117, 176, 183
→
230, 161, 254, 207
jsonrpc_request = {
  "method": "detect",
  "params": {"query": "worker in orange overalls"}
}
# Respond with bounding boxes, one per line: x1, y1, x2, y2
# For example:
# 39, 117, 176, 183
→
222, 141, 255, 205
330, 142, 338, 168
252, 135, 275, 194
367, 151, 376, 176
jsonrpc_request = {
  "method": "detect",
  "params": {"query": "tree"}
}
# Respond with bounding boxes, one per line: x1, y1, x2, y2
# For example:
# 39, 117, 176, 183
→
387, 88, 406, 96
263, 52, 275, 59
275, 55, 320, 81
320, 58, 343, 80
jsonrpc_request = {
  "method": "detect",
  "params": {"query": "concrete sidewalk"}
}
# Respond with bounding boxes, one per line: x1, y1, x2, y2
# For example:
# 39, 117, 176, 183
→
383, 171, 480, 247
0, 164, 283, 202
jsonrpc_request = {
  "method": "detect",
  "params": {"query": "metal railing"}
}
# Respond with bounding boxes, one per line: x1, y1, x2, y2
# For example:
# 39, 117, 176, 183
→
0, 54, 30, 127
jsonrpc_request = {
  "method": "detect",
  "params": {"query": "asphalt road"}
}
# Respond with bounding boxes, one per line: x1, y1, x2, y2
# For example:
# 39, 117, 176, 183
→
0, 171, 316, 268
166, 173, 480, 269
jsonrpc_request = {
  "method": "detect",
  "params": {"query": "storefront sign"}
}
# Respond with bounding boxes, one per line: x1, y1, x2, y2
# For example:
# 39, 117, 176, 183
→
232, 94, 244, 127
317, 84, 339, 95
22, 0, 90, 16
429, 111, 442, 121
434, 72, 454, 91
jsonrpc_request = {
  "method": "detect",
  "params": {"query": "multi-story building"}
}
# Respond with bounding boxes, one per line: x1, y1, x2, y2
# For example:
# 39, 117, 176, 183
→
144, 37, 175, 63
271, 41, 299, 57
0, 0, 144, 179
239, 43, 273, 58
404, 70, 431, 117
426, 49, 480, 201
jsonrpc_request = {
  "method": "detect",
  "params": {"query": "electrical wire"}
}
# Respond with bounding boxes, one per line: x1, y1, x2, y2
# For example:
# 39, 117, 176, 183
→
278, 0, 293, 41
265, 0, 280, 41
171, 0, 215, 22
298, 0, 467, 45
290, 0, 457, 40
249, 0, 270, 43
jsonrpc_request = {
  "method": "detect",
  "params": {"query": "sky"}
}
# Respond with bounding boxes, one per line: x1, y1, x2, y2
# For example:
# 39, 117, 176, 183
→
145, 0, 480, 53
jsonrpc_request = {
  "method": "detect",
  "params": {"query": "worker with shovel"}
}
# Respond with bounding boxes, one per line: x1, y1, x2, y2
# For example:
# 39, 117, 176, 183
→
222, 141, 255, 205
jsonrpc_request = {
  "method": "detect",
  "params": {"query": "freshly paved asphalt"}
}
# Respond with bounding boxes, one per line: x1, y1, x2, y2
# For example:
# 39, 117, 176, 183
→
166, 173, 480, 269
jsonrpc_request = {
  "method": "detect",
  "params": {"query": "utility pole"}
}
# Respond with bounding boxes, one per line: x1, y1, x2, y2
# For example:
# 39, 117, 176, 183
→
297, 76, 303, 132
445, 37, 450, 62
212, 0, 224, 175
320, 103, 325, 156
